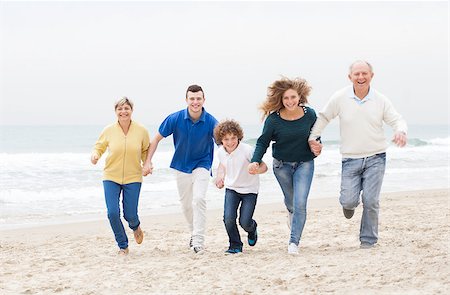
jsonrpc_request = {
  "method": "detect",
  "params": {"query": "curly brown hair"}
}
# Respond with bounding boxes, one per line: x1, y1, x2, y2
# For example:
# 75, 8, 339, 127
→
213, 119, 244, 145
260, 77, 311, 120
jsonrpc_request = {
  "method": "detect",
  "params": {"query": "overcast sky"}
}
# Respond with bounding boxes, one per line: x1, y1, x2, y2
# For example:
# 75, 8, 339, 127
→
0, 1, 448, 126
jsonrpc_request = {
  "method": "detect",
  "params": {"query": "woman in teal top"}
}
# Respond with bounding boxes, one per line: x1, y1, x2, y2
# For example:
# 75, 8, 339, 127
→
249, 77, 317, 255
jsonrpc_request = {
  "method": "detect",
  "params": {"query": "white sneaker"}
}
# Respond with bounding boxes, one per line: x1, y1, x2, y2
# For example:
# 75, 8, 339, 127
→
287, 212, 293, 230
193, 246, 204, 254
288, 243, 299, 255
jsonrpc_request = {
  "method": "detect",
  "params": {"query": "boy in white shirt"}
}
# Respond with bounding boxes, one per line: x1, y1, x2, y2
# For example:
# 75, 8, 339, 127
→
214, 120, 268, 254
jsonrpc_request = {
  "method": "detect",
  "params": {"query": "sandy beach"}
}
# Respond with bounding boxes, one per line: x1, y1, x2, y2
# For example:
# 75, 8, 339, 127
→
1, 189, 449, 294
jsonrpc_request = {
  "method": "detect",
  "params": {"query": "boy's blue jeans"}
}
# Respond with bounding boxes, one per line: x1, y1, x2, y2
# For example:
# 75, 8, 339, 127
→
340, 153, 386, 245
272, 158, 314, 246
223, 189, 257, 249
103, 180, 141, 249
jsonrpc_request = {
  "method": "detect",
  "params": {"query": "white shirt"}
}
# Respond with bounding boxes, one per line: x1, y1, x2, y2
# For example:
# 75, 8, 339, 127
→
217, 142, 260, 194
309, 85, 407, 158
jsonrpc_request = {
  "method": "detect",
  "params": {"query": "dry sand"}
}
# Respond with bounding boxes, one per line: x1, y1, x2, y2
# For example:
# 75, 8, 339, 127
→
1, 189, 449, 294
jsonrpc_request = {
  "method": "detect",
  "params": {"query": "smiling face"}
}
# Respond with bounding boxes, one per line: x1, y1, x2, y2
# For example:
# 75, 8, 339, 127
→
348, 61, 374, 93
221, 133, 239, 153
186, 91, 205, 117
115, 103, 133, 123
281, 89, 300, 111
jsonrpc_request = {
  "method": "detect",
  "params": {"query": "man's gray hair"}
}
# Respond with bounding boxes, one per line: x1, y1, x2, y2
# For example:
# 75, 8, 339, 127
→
349, 60, 373, 73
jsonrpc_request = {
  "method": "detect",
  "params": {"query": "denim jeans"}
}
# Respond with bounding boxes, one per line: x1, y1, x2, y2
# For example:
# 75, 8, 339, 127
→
272, 158, 314, 246
103, 180, 141, 249
340, 153, 386, 245
223, 189, 258, 249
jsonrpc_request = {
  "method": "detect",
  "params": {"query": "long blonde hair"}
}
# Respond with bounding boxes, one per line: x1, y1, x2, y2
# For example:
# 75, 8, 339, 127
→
260, 77, 311, 120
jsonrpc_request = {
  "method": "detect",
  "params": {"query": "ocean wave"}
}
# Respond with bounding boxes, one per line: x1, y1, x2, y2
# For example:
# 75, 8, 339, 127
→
427, 137, 450, 145
407, 138, 428, 146
406, 137, 449, 147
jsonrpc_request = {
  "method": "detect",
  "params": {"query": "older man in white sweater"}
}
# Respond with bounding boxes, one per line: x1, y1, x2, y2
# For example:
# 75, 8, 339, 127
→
309, 60, 407, 249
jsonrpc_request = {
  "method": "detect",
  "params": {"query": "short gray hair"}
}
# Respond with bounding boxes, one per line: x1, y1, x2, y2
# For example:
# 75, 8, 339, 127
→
349, 60, 373, 74
114, 96, 134, 110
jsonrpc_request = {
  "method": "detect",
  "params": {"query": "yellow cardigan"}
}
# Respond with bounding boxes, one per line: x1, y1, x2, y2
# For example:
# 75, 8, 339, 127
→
92, 121, 150, 184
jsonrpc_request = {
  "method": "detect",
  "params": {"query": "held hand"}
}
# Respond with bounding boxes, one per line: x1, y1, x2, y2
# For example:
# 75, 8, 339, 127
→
392, 132, 407, 147
215, 177, 224, 189
248, 162, 259, 175
91, 154, 99, 165
308, 140, 323, 156
142, 163, 153, 176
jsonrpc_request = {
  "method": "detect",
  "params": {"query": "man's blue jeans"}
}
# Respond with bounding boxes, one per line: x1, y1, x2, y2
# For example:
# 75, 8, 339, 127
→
103, 180, 142, 249
340, 153, 386, 245
223, 188, 257, 249
272, 158, 314, 246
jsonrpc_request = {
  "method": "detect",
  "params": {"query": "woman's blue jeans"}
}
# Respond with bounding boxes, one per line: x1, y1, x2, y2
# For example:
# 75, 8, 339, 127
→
273, 158, 314, 246
223, 188, 258, 249
340, 153, 386, 245
103, 180, 141, 250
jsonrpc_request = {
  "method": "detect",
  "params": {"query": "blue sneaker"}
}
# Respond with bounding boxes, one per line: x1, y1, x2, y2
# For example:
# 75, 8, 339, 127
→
248, 228, 258, 247
225, 247, 242, 255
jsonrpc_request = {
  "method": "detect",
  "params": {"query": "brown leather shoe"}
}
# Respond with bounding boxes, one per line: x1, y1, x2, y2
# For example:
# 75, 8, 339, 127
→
134, 226, 144, 244
118, 247, 129, 255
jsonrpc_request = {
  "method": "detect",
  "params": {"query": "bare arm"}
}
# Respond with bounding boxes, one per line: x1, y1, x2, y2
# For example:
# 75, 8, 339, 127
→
215, 163, 226, 189
142, 132, 164, 176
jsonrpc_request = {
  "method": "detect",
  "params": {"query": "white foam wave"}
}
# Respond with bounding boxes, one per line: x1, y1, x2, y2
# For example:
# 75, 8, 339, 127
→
1, 137, 449, 229
427, 137, 450, 145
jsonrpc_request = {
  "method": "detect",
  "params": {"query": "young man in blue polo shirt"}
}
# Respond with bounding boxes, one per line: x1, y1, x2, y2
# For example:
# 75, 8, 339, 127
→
143, 85, 218, 253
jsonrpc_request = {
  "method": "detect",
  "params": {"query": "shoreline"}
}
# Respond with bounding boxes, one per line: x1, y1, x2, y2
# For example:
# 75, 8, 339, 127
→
1, 188, 448, 233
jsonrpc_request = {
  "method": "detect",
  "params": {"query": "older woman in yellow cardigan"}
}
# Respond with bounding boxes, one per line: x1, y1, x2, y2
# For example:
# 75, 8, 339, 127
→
91, 97, 150, 255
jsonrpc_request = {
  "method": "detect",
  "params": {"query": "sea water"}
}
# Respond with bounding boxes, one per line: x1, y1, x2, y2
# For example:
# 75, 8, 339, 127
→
0, 124, 448, 229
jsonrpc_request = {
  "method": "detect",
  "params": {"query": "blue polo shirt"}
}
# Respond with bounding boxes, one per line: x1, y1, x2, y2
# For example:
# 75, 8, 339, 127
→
159, 107, 218, 173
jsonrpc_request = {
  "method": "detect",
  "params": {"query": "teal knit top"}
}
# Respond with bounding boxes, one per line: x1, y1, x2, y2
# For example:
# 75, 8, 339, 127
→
251, 106, 317, 163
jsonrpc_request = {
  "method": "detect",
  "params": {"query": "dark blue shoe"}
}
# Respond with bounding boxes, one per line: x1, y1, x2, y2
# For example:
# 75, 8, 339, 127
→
248, 228, 258, 247
225, 247, 242, 255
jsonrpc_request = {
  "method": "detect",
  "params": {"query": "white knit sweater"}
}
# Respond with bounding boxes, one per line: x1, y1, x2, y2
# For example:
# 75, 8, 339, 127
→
309, 86, 407, 158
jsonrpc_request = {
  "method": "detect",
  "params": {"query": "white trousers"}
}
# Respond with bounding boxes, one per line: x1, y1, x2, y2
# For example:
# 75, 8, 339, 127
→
176, 168, 210, 247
